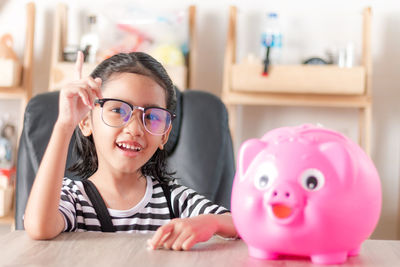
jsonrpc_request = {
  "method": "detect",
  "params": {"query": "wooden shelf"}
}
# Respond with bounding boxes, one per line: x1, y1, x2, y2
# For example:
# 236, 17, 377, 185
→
50, 62, 188, 92
0, 2, 35, 227
222, 91, 371, 108
0, 212, 14, 225
231, 64, 366, 95
222, 6, 372, 155
0, 202, 15, 229
0, 87, 26, 98
0, 2, 35, 116
49, 4, 196, 91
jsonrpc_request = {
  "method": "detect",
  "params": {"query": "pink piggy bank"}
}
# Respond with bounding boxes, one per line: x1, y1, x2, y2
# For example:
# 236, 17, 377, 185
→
231, 124, 381, 265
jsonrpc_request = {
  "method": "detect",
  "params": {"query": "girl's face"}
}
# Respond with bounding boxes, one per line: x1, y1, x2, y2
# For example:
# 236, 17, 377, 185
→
83, 72, 171, 177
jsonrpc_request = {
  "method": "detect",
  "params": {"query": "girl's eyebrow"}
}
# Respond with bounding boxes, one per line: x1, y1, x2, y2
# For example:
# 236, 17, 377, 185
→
142, 103, 163, 108
113, 97, 165, 109
120, 99, 163, 109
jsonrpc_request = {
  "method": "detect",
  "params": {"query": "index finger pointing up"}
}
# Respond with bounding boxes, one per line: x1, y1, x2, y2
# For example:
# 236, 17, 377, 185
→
75, 50, 84, 80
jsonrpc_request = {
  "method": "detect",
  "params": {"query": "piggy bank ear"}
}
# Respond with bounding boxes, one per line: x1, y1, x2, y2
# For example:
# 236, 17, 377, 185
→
319, 142, 353, 181
237, 139, 268, 181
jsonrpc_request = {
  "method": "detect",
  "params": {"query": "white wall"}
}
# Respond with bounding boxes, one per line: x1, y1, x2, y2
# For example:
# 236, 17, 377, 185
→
1, 0, 399, 239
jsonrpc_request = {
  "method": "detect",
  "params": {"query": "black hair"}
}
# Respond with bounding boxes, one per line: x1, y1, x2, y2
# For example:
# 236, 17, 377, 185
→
68, 52, 176, 184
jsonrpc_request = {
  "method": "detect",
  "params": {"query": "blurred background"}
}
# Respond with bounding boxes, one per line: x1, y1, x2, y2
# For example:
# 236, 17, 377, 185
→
0, 0, 399, 239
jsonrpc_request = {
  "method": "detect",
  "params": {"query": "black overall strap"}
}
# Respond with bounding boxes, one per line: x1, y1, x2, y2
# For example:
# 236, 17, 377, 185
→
160, 182, 176, 219
82, 179, 116, 232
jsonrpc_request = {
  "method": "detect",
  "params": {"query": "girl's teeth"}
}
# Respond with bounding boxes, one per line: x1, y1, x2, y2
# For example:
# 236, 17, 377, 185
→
118, 143, 141, 151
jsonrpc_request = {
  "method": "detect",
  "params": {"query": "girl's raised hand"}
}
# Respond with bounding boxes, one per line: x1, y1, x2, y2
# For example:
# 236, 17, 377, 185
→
57, 51, 103, 130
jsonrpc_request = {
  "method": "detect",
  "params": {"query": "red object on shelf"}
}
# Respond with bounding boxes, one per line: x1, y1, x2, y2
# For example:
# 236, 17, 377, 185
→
0, 167, 16, 178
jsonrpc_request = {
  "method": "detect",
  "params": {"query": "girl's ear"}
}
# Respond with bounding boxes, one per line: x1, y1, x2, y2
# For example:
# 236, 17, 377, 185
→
78, 115, 92, 136
158, 126, 172, 150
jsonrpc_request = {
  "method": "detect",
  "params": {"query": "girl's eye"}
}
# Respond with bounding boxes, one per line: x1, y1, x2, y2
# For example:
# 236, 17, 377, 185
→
300, 169, 325, 191
111, 108, 127, 116
145, 113, 161, 122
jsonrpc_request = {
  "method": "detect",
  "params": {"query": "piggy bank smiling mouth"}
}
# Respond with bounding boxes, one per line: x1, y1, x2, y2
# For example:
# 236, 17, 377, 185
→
267, 201, 302, 224
272, 203, 292, 219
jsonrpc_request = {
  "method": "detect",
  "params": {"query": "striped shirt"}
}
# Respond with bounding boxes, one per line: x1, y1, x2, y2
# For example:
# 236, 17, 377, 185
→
59, 176, 229, 233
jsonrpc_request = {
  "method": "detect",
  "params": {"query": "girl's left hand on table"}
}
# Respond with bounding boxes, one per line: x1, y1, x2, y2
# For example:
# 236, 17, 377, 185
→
147, 214, 218, 251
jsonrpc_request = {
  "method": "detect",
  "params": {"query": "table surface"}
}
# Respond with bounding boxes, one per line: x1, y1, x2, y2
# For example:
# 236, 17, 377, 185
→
0, 231, 399, 267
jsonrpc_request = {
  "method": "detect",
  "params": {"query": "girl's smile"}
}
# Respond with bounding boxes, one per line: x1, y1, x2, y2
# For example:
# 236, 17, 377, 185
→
116, 140, 143, 156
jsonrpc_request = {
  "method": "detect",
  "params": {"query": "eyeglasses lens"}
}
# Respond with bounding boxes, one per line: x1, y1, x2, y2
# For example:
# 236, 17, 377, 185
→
144, 108, 171, 135
101, 100, 171, 135
102, 100, 131, 127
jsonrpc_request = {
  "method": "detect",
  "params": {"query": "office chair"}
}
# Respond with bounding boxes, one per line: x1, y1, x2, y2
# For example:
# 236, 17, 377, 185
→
15, 87, 235, 230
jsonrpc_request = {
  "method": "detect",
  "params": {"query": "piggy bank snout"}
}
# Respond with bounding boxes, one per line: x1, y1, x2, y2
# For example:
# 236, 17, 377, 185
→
266, 182, 303, 205
264, 182, 305, 221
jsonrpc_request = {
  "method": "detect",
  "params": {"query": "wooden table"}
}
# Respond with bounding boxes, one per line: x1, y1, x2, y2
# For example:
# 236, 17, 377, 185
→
0, 231, 399, 266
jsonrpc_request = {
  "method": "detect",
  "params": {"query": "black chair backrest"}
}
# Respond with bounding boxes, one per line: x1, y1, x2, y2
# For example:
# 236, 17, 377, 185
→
15, 88, 235, 230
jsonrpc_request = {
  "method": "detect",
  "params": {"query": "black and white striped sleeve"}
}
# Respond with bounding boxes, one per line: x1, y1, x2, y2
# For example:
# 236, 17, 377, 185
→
169, 183, 229, 218
59, 178, 78, 231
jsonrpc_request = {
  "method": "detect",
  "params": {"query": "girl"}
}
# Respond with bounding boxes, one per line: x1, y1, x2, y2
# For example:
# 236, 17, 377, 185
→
24, 51, 237, 250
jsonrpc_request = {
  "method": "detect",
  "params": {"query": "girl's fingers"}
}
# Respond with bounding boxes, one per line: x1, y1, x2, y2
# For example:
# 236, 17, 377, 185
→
77, 88, 91, 109
86, 90, 96, 109
171, 231, 192, 251
68, 78, 100, 108
87, 77, 103, 100
75, 51, 84, 80
181, 235, 197, 251
94, 77, 103, 99
162, 230, 180, 250
148, 224, 173, 250
80, 77, 102, 105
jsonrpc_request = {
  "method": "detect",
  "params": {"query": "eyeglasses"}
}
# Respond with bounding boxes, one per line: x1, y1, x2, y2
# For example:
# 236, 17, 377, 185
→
94, 98, 176, 135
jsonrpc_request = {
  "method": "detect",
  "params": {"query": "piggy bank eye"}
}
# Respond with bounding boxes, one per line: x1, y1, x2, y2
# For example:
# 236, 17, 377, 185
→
255, 175, 270, 189
254, 162, 277, 190
300, 169, 325, 191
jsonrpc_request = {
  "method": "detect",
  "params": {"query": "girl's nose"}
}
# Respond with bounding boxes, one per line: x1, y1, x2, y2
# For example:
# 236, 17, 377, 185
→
123, 112, 145, 136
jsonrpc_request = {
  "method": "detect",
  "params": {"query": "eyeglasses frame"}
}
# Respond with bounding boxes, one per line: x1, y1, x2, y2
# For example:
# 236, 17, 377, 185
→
94, 98, 176, 135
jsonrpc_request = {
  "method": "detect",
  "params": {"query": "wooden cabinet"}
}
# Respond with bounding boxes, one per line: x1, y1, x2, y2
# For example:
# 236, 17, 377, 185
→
49, 3, 196, 91
0, 2, 35, 130
0, 2, 35, 226
222, 6, 372, 155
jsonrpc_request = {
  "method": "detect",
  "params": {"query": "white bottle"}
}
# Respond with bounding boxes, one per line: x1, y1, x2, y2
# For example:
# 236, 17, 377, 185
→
66, 2, 80, 49
261, 12, 283, 65
337, 42, 355, 68
80, 15, 99, 63
345, 42, 354, 68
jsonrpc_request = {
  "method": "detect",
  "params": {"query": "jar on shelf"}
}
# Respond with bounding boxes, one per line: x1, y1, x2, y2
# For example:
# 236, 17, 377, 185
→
0, 34, 21, 87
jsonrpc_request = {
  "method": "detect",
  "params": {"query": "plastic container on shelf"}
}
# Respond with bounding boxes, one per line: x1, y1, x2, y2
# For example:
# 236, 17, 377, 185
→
80, 14, 100, 63
0, 115, 16, 169
0, 34, 21, 87
0, 168, 14, 217
260, 12, 282, 66
0, 116, 16, 218
337, 42, 355, 68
